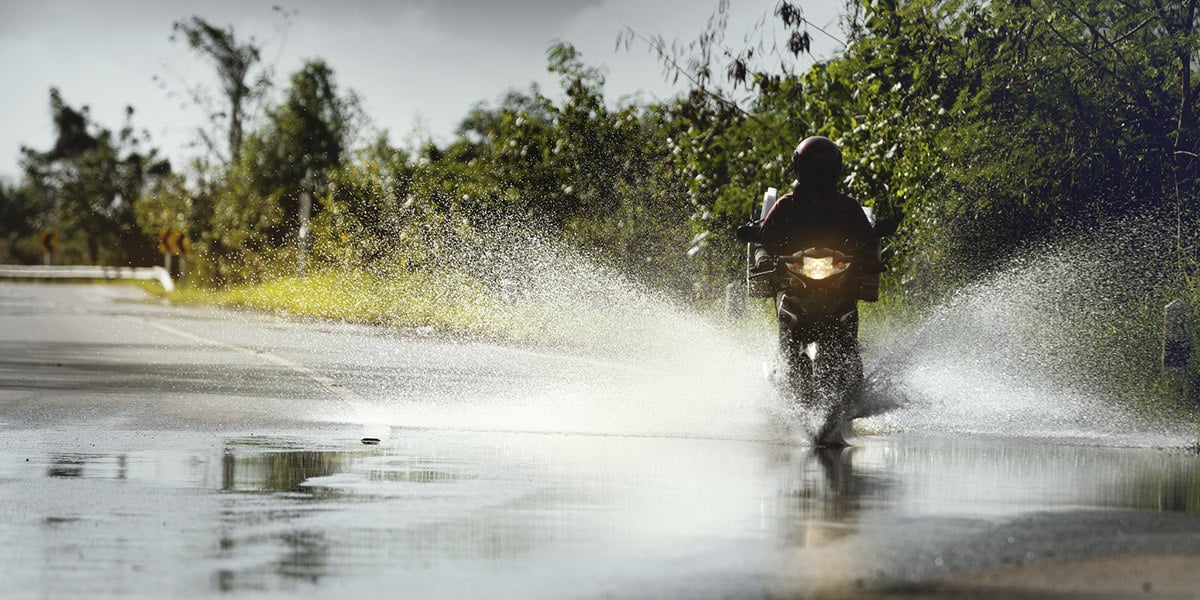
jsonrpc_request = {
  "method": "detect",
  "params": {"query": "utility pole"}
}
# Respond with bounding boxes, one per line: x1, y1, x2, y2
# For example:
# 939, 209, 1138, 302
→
297, 188, 312, 279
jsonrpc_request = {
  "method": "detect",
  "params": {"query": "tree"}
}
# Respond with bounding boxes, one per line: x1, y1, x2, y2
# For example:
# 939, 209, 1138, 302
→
202, 60, 363, 282
244, 59, 360, 240
840, 0, 1200, 284
0, 178, 46, 263
170, 16, 271, 164
20, 89, 167, 265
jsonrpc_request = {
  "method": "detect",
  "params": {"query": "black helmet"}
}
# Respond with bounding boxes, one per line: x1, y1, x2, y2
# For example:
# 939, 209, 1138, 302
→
791, 136, 841, 192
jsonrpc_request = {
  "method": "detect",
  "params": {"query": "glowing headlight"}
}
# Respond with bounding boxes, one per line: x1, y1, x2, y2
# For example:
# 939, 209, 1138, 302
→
787, 255, 848, 280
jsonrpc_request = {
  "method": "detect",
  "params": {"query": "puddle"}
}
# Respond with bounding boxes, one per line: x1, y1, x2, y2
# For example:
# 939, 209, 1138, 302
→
2, 428, 1199, 597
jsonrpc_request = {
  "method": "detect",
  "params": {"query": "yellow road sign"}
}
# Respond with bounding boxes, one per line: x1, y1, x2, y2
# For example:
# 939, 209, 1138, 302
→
157, 228, 191, 257
166, 229, 183, 256
39, 231, 58, 253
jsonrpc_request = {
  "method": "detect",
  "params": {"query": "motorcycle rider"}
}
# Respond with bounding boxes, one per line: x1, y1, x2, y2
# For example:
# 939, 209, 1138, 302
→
752, 136, 879, 394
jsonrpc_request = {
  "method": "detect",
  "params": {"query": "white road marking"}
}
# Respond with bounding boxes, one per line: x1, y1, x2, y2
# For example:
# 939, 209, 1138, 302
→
145, 320, 367, 408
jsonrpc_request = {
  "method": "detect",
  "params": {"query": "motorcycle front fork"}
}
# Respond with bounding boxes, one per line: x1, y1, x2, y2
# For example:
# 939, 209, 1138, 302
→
778, 321, 863, 406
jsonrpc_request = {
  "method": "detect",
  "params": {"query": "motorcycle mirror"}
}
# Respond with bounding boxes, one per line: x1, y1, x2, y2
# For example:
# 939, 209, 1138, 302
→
736, 224, 763, 244
874, 217, 900, 237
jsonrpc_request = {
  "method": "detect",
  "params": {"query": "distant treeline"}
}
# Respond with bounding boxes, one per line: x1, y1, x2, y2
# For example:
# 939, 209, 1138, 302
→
1, 0, 1197, 306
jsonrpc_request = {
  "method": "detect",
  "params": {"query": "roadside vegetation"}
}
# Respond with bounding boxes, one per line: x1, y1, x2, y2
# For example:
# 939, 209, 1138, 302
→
1, 0, 1197, 407
166, 270, 500, 334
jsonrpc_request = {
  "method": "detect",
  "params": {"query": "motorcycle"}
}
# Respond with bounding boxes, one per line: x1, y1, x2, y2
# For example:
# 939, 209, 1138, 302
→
736, 188, 899, 445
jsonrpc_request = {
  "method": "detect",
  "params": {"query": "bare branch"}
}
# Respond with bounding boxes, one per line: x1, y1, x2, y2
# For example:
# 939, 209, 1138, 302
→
1109, 16, 1157, 45
620, 26, 752, 120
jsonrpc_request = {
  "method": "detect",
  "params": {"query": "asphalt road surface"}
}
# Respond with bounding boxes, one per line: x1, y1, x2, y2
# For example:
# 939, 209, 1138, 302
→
1, 281, 1198, 599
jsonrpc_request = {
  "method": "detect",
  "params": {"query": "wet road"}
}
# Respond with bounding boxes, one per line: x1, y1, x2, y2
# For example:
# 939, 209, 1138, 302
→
1, 282, 1198, 598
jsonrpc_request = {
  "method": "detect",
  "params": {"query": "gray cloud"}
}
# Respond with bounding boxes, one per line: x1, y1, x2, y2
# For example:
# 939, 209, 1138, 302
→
277, 0, 608, 46
0, 0, 605, 41
411, 0, 606, 30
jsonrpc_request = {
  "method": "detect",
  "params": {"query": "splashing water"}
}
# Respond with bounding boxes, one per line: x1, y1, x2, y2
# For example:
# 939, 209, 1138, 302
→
357, 221, 780, 441
356, 219, 1195, 447
858, 217, 1197, 447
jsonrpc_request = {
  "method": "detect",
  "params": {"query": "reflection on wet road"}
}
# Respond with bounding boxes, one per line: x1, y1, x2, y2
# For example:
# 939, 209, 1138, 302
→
3, 428, 1199, 598
1, 282, 1199, 598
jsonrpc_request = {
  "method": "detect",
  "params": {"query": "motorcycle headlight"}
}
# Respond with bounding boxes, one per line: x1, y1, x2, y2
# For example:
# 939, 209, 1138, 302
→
787, 255, 849, 280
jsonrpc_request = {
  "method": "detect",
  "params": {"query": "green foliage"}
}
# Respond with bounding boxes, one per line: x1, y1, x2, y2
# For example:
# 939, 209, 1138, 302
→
179, 59, 363, 284
20, 89, 166, 266
134, 172, 193, 235
632, 0, 1197, 300
312, 139, 459, 271
287, 43, 702, 295
831, 0, 1200, 288
0, 179, 45, 262
245, 59, 360, 240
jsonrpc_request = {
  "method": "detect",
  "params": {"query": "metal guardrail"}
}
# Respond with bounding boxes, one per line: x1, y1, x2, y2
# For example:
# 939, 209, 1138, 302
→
0, 265, 174, 292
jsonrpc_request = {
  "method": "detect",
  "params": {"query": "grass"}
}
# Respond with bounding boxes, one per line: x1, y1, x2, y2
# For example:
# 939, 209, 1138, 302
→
166, 269, 507, 337
160, 268, 617, 345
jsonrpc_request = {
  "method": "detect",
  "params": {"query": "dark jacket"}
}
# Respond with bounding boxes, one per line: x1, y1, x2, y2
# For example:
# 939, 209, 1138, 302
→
753, 189, 878, 270
759, 188, 874, 258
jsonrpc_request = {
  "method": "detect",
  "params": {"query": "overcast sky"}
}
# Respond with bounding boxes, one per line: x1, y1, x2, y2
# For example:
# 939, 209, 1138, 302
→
0, 0, 844, 180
